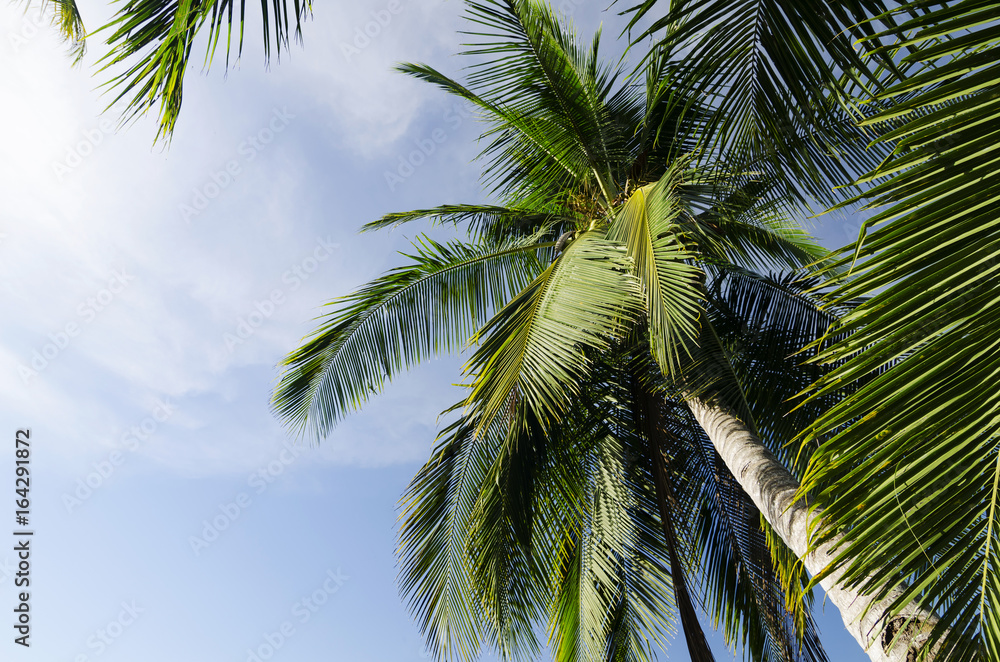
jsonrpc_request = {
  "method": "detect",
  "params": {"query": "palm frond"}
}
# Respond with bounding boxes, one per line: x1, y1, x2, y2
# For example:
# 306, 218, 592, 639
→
462, 0, 628, 203
624, 0, 902, 208
608, 169, 704, 377
464, 230, 641, 435
28, 0, 87, 61
467, 407, 550, 661
398, 412, 498, 662
361, 204, 581, 245
272, 236, 545, 440
679, 177, 829, 272
95, 0, 310, 140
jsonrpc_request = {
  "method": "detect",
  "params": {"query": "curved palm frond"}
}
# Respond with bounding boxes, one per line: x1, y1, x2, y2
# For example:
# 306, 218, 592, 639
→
465, 230, 642, 435
679, 177, 829, 272
272, 236, 547, 439
608, 169, 704, 377
361, 204, 580, 244
27, 0, 86, 60
398, 410, 500, 662
94, 0, 310, 140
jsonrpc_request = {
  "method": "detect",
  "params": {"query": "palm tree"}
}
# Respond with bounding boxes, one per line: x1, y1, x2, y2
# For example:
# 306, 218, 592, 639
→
270, 1, 941, 659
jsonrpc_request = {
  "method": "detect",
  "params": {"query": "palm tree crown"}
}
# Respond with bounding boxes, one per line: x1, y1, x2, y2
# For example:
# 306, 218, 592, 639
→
272, 2, 854, 661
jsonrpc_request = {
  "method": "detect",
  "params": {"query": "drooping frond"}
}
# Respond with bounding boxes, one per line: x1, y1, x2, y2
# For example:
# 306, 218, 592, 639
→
398, 411, 500, 662
27, 0, 87, 61
608, 169, 704, 377
464, 230, 641, 435
95, 0, 311, 140
272, 236, 545, 440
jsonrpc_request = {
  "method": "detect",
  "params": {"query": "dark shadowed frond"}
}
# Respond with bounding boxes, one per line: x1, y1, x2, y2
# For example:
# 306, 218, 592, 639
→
623, 0, 906, 209
361, 204, 580, 244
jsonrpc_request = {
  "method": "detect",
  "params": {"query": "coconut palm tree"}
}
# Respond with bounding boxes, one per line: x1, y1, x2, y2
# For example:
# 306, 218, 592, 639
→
270, 1, 941, 660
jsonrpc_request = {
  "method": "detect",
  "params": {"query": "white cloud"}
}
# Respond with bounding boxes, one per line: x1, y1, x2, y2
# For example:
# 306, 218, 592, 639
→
0, 0, 628, 476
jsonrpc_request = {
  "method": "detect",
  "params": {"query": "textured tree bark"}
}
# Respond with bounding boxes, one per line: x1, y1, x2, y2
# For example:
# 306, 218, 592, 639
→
684, 394, 941, 662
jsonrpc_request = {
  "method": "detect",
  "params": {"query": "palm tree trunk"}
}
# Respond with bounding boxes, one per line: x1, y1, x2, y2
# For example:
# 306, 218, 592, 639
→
650, 442, 716, 662
684, 393, 941, 662
630, 363, 717, 661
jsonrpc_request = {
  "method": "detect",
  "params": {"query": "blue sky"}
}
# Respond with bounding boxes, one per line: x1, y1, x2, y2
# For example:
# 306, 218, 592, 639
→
0, 0, 870, 660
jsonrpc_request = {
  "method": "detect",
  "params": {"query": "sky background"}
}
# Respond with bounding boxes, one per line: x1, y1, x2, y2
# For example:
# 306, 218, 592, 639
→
0, 0, 869, 660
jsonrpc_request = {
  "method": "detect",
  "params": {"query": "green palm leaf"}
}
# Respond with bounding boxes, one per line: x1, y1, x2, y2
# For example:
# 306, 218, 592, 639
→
27, 0, 86, 60
465, 230, 641, 435
361, 204, 579, 245
624, 0, 903, 209
608, 170, 704, 377
272, 236, 546, 439
800, 2, 1000, 659
95, 0, 310, 140
398, 411, 498, 662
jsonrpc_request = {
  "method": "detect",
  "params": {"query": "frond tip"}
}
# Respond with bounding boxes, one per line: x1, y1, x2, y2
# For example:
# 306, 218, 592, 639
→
95, 0, 312, 141
21, 0, 87, 61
